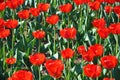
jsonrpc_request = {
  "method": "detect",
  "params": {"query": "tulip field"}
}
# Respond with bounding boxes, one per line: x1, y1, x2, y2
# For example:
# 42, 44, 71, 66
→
0, 0, 120, 80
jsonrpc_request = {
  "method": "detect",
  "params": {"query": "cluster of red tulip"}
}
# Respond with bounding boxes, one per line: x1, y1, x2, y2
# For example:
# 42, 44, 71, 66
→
92, 18, 120, 39
0, 0, 120, 80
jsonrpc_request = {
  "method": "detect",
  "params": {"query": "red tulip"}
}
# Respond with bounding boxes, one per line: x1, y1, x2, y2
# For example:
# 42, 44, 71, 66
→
104, 0, 115, 4
77, 45, 86, 55
113, 6, 120, 17
105, 6, 112, 14
78, 44, 104, 62
73, 0, 90, 5
0, 0, 4, 3
61, 48, 74, 59
0, 2, 6, 11
109, 23, 120, 34
6, 57, 16, 65
60, 27, 77, 39
9, 70, 33, 80
92, 18, 106, 29
18, 10, 30, 19
29, 53, 46, 66
59, 3, 72, 13
115, 0, 120, 2
95, 0, 104, 3
18, 0, 24, 6
46, 14, 59, 25
88, 44, 104, 57
45, 59, 64, 78
73, 0, 84, 5
7, 77, 12, 80
0, 18, 5, 27
97, 28, 110, 39
0, 29, 10, 38
103, 77, 115, 80
6, 0, 19, 9
38, 3, 50, 12
5, 19, 18, 29
29, 8, 40, 17
84, 64, 102, 78
6, 0, 24, 9
0, 27, 4, 31
32, 30, 46, 39
101, 55, 118, 69
82, 49, 95, 62
88, 1, 100, 10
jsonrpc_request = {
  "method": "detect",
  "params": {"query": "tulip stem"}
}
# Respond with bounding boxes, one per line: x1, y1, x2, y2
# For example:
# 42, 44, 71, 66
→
12, 10, 15, 19
43, 12, 46, 26
66, 59, 70, 80
72, 40, 74, 49
68, 13, 70, 27
99, 37, 102, 44
110, 70, 112, 79
67, 39, 69, 48
96, 33, 98, 44
96, 77, 98, 80
115, 35, 118, 55
54, 78, 58, 80
79, 5, 82, 29
38, 40, 41, 52
10, 65, 13, 77
53, 0, 56, 8
118, 17, 120, 23
37, 0, 39, 3
53, 26, 56, 54
12, 29, 14, 56
2, 39, 6, 70
24, 20, 28, 38
82, 60, 85, 79
38, 66, 41, 80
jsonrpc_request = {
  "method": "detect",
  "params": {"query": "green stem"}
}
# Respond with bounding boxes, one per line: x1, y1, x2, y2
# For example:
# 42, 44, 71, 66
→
10, 65, 13, 76
67, 39, 69, 48
90, 78, 93, 80
82, 60, 85, 79
72, 40, 74, 49
66, 59, 70, 80
12, 10, 15, 19
54, 78, 58, 80
96, 33, 98, 44
99, 37, 102, 44
110, 70, 112, 79
53, 26, 56, 53
115, 35, 118, 55
68, 13, 70, 27
12, 29, 14, 56
38, 66, 41, 80
37, 0, 40, 3
11, 9, 15, 56
64, 0, 65, 3
96, 77, 98, 80
38, 40, 41, 52
53, 0, 56, 8
95, 10, 98, 18
80, 5, 82, 27
3, 40, 6, 70
0, 12, 2, 17
107, 11, 112, 26
118, 18, 120, 23
24, 20, 28, 38
43, 12, 46, 26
